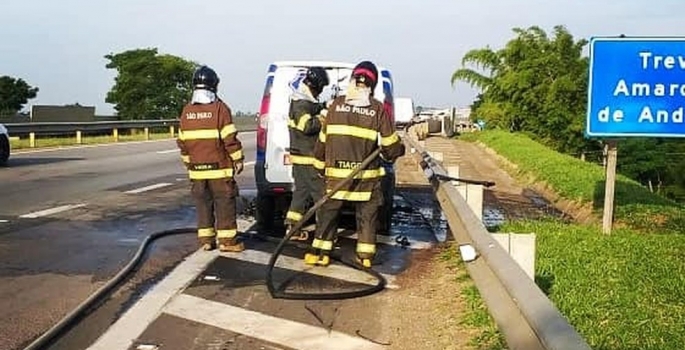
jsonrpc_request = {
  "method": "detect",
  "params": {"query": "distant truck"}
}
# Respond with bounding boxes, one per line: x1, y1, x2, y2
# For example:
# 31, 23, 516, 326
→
393, 97, 415, 128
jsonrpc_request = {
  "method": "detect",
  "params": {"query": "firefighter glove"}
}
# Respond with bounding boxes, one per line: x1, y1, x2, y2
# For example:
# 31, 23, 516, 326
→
234, 160, 244, 175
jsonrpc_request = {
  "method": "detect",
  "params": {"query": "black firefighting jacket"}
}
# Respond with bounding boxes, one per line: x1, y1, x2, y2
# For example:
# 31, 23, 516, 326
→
313, 96, 405, 201
288, 98, 325, 165
177, 99, 244, 180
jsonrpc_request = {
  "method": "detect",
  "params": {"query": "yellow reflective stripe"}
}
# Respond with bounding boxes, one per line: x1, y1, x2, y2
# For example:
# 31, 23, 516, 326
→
286, 211, 303, 222
313, 159, 325, 170
327, 124, 377, 141
198, 228, 215, 237
230, 149, 243, 161
288, 119, 297, 129
188, 168, 234, 179
290, 155, 315, 165
217, 229, 237, 238
381, 132, 399, 146
357, 242, 376, 254
297, 114, 312, 131
327, 189, 372, 201
181, 155, 190, 163
220, 124, 237, 139
318, 130, 326, 143
313, 238, 333, 251
179, 129, 219, 140
325, 167, 385, 179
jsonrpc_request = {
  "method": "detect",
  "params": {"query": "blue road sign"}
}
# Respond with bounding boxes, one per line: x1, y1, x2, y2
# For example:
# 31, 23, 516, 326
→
586, 37, 685, 138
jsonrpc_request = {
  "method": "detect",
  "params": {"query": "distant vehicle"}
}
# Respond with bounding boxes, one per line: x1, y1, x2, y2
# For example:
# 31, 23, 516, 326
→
393, 97, 415, 128
0, 123, 10, 166
254, 60, 397, 236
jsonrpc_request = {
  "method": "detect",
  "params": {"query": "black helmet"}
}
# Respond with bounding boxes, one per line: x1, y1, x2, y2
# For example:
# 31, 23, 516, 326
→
351, 60, 378, 90
302, 66, 329, 96
192, 65, 220, 92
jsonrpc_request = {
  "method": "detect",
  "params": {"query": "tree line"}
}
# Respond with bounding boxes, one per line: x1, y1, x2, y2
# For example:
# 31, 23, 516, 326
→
452, 25, 685, 202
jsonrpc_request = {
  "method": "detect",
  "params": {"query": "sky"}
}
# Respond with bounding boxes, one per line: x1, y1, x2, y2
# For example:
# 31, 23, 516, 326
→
1, 0, 684, 116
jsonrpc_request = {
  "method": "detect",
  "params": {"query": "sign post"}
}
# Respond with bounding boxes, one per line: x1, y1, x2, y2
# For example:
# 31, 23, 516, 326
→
586, 36, 685, 234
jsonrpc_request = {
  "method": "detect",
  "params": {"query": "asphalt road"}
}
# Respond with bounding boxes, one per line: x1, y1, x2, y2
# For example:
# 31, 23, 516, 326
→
0, 132, 258, 350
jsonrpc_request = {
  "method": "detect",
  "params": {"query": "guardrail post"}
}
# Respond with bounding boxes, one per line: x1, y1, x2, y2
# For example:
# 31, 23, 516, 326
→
169, 125, 175, 138
449, 166, 483, 221
113, 128, 119, 142
76, 130, 82, 144
447, 166, 460, 186
491, 233, 536, 281
144, 127, 150, 140
29, 132, 36, 148
428, 151, 443, 162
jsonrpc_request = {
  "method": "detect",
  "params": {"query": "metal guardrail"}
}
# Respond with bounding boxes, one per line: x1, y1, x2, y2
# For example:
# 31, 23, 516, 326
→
401, 132, 592, 350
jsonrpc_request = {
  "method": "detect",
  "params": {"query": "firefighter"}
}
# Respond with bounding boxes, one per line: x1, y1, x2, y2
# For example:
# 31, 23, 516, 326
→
307, 61, 405, 268
285, 66, 330, 241
177, 65, 245, 252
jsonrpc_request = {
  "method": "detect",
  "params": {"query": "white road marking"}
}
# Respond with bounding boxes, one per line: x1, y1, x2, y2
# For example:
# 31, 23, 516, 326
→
221, 249, 399, 289
156, 149, 178, 154
0, 219, 8, 223
164, 294, 385, 350
85, 248, 218, 350
19, 204, 87, 219
124, 183, 172, 194
12, 139, 176, 155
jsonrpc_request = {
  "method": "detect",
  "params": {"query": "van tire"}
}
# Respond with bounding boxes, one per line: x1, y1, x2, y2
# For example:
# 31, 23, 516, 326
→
0, 135, 9, 166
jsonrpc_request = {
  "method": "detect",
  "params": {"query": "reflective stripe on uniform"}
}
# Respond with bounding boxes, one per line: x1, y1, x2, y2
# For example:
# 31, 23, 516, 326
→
290, 155, 316, 165
181, 155, 190, 163
381, 132, 400, 146
312, 238, 333, 251
326, 124, 377, 141
287, 114, 313, 132
313, 159, 325, 170
188, 168, 234, 180
327, 189, 372, 201
230, 149, 243, 161
198, 228, 215, 237
217, 229, 238, 239
356, 242, 376, 254
179, 124, 237, 141
325, 167, 385, 179
286, 210, 303, 222
318, 130, 326, 143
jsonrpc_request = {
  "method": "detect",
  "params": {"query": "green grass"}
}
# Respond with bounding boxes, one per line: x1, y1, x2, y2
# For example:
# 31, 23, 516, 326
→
439, 245, 507, 350
10, 117, 257, 151
460, 130, 684, 234
459, 130, 685, 349
499, 219, 685, 350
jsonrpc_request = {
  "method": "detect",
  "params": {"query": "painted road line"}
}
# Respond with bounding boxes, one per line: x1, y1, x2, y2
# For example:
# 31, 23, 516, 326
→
164, 294, 385, 350
86, 220, 255, 350
343, 233, 434, 250
19, 204, 87, 219
86, 248, 218, 350
221, 249, 399, 289
244, 161, 256, 167
12, 139, 176, 155
124, 183, 173, 194
156, 149, 178, 154
0, 219, 9, 223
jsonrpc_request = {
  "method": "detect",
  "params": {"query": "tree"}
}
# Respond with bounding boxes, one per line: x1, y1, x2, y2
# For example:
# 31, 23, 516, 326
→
105, 48, 197, 120
0, 76, 39, 115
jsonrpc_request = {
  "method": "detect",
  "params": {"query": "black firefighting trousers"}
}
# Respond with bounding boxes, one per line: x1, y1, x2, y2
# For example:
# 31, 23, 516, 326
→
191, 178, 238, 244
313, 184, 384, 259
286, 164, 325, 225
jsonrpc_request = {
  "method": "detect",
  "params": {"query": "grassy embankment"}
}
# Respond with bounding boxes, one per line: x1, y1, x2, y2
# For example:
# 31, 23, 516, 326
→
9, 118, 257, 150
459, 130, 685, 350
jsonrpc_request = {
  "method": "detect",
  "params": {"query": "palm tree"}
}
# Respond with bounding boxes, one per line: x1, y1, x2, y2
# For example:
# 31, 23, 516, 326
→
450, 47, 502, 91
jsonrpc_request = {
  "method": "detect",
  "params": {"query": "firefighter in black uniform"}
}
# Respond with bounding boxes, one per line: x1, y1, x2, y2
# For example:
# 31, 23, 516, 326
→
285, 67, 330, 241
307, 61, 405, 268
177, 65, 245, 252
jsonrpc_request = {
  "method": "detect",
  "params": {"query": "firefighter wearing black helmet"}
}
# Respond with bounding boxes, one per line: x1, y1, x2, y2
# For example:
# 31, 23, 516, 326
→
177, 65, 245, 252
307, 61, 405, 268
285, 66, 330, 240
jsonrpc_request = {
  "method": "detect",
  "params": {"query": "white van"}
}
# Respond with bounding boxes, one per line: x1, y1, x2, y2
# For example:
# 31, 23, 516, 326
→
254, 60, 396, 236
394, 97, 415, 127
0, 123, 9, 166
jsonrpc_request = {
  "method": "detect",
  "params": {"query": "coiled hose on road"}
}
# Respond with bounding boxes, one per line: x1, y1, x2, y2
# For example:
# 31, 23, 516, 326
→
23, 149, 388, 349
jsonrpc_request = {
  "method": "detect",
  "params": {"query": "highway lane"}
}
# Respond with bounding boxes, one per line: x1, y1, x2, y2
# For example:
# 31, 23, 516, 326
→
0, 131, 258, 350
0, 131, 257, 217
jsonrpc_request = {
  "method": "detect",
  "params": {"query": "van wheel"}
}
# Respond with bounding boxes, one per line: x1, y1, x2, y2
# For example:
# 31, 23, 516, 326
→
0, 135, 9, 166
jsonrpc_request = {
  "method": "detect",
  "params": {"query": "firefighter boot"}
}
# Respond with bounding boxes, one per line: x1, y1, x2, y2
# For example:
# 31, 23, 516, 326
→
286, 224, 309, 241
218, 238, 245, 252
355, 253, 374, 269
304, 249, 330, 267
199, 237, 216, 251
